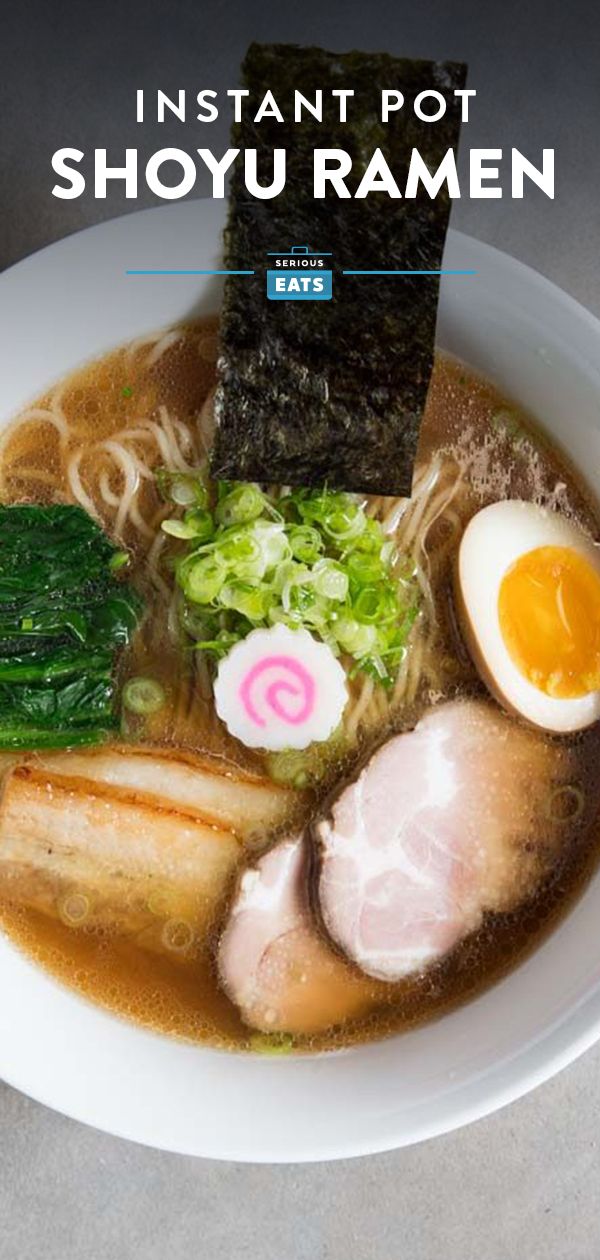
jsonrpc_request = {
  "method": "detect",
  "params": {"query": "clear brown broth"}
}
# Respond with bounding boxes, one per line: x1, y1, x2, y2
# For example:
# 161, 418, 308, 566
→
0, 320, 599, 1053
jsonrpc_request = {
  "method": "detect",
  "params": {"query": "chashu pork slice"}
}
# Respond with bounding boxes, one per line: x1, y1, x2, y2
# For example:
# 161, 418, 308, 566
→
0, 765, 241, 949
313, 699, 574, 982
33, 744, 299, 846
218, 834, 384, 1036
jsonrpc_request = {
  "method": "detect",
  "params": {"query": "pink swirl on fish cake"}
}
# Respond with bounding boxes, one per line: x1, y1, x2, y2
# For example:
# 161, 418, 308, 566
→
240, 655, 316, 728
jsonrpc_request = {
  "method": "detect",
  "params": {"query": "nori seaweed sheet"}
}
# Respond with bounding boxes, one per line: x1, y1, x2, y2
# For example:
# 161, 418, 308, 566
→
211, 43, 467, 496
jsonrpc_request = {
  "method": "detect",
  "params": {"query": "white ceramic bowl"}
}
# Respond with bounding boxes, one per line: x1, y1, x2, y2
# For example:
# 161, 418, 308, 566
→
1, 202, 600, 1162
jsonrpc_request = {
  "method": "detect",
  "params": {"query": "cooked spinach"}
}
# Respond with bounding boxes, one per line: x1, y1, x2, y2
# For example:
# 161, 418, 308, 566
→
0, 505, 143, 749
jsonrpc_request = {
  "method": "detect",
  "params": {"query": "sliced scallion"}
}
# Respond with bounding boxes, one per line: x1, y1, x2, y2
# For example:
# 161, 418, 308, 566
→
157, 475, 420, 687
216, 483, 266, 526
156, 469, 207, 508
123, 676, 166, 716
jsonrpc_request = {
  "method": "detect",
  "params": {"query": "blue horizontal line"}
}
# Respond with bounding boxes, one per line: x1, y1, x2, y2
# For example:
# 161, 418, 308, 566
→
266, 251, 333, 256
126, 266, 476, 277
342, 268, 477, 276
125, 269, 255, 276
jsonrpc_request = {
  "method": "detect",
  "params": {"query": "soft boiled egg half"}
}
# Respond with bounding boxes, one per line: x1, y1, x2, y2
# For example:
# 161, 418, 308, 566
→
456, 501, 600, 733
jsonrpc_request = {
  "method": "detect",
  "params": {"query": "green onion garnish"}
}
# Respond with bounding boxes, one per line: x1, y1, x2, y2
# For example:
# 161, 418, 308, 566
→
157, 480, 419, 687
249, 1032, 294, 1056
215, 483, 266, 526
156, 468, 207, 509
109, 550, 130, 572
123, 676, 166, 716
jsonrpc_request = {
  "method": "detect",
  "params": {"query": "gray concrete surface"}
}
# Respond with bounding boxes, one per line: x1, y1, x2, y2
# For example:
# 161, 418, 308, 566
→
1, 0, 599, 1255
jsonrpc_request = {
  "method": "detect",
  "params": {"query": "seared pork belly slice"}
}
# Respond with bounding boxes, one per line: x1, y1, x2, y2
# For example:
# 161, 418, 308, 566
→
314, 699, 573, 982
218, 834, 383, 1035
34, 744, 298, 845
0, 765, 241, 950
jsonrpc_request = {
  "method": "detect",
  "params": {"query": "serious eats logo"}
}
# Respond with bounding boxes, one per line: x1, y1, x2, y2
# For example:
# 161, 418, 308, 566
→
266, 245, 333, 300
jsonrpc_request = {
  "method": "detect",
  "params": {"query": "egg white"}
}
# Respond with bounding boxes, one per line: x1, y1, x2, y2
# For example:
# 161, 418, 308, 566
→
457, 500, 600, 732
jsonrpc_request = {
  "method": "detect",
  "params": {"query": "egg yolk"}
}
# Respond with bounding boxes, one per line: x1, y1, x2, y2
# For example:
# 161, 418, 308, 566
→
498, 545, 600, 699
